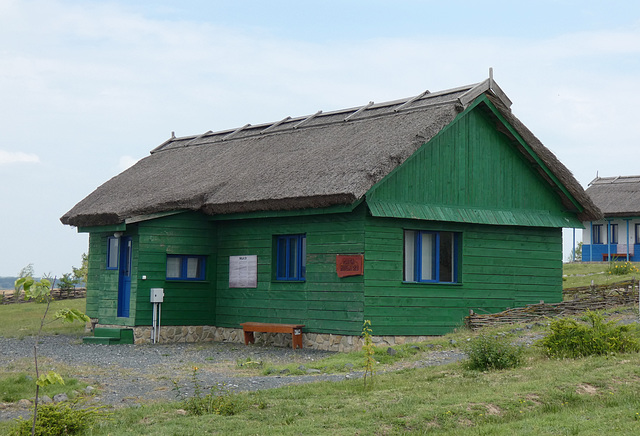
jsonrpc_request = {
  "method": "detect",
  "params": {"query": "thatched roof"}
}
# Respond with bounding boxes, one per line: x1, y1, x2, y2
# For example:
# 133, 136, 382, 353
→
61, 78, 601, 227
585, 176, 640, 217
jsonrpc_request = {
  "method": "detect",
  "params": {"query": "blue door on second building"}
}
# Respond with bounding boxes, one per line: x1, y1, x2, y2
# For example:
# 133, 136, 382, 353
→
117, 236, 132, 318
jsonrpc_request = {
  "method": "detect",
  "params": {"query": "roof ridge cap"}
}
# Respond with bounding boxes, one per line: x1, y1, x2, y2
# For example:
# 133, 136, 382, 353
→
151, 82, 481, 153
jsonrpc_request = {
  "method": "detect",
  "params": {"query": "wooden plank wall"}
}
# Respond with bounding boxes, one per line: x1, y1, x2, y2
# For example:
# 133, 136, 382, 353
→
135, 212, 216, 326
215, 209, 366, 335
368, 108, 569, 220
363, 215, 562, 335
86, 230, 136, 326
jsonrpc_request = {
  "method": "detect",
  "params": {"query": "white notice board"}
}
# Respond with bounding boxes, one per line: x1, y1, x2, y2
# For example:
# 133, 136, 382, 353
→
229, 255, 258, 288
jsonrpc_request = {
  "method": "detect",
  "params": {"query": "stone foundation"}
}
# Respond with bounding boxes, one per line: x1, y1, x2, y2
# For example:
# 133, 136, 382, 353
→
93, 324, 434, 352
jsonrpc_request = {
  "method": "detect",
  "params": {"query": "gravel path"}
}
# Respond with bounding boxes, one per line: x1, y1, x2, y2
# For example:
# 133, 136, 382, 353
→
0, 335, 466, 422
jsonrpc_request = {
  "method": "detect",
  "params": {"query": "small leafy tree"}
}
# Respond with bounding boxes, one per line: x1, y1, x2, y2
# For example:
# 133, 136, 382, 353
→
567, 241, 583, 262
16, 277, 90, 436
57, 273, 77, 298
14, 263, 35, 303
362, 320, 376, 388
72, 253, 88, 287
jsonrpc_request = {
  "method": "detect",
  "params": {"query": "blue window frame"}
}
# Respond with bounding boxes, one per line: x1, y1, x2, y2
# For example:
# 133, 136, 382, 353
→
276, 234, 306, 281
404, 230, 459, 283
166, 255, 206, 281
609, 223, 618, 244
592, 224, 603, 244
106, 236, 119, 270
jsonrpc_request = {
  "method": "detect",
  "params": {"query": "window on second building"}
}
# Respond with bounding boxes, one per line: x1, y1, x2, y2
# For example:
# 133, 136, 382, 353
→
275, 234, 306, 281
106, 236, 119, 270
592, 224, 603, 244
609, 223, 618, 244
404, 230, 459, 283
166, 255, 206, 280
636, 224, 640, 244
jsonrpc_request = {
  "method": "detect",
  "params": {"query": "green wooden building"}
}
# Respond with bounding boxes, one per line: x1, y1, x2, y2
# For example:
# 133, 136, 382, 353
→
61, 77, 600, 349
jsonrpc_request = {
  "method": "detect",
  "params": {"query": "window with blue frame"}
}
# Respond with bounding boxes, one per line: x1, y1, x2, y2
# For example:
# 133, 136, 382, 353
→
166, 255, 206, 280
404, 230, 459, 283
275, 234, 306, 281
609, 223, 618, 244
592, 224, 603, 244
106, 236, 119, 270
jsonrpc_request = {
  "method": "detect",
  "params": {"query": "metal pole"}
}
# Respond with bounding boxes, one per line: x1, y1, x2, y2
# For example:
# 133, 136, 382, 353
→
627, 220, 630, 261
590, 222, 593, 261
151, 303, 156, 344
157, 303, 162, 344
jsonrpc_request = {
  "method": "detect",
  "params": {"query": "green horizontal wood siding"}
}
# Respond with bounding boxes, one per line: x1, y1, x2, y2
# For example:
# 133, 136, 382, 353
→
134, 212, 216, 326
215, 208, 366, 335
363, 216, 562, 335
86, 229, 139, 327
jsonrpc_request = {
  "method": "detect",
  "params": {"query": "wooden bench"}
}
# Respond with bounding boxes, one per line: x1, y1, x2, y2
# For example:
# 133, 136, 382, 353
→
602, 253, 627, 261
240, 322, 305, 349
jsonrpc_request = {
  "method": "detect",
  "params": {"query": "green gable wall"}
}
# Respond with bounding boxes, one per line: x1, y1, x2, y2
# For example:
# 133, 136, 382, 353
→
215, 208, 367, 335
366, 104, 579, 227
363, 216, 562, 335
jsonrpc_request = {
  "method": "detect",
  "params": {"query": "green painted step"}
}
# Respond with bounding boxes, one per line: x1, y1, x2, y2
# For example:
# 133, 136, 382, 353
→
83, 328, 134, 345
82, 336, 119, 345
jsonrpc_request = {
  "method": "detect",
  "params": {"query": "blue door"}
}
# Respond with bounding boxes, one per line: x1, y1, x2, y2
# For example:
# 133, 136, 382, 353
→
117, 236, 132, 318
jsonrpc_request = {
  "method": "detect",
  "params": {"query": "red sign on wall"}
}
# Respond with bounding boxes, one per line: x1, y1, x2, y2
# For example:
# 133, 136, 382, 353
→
336, 254, 364, 278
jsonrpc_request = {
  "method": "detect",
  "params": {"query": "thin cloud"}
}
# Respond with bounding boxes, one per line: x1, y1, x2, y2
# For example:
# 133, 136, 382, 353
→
117, 155, 140, 171
0, 150, 40, 165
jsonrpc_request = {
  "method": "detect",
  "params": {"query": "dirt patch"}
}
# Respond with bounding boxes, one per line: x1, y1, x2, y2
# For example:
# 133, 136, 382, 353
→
576, 383, 598, 395
484, 403, 502, 416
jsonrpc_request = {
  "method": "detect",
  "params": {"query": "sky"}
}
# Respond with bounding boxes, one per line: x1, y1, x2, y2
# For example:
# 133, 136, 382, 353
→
1, 0, 639, 277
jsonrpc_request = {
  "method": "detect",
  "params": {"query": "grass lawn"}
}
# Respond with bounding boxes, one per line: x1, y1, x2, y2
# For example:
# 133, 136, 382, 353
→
6, 343, 636, 436
563, 262, 640, 288
2, 291, 640, 434
0, 298, 86, 338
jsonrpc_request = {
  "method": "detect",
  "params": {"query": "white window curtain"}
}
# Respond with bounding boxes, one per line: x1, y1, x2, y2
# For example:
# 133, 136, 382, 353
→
166, 257, 181, 278
404, 230, 415, 281
420, 232, 435, 281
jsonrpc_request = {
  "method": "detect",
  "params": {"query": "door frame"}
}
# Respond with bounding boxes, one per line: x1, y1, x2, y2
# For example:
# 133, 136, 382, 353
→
117, 236, 132, 318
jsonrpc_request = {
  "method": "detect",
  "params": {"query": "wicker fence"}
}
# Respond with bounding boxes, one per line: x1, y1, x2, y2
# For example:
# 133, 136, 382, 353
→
0, 287, 87, 304
465, 279, 639, 330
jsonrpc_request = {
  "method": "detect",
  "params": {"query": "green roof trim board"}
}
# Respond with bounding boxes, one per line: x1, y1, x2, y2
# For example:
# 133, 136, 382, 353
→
367, 201, 582, 228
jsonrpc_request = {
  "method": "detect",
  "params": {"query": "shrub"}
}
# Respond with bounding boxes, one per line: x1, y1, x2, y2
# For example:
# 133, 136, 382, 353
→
539, 311, 640, 358
11, 401, 107, 436
607, 261, 639, 276
463, 334, 524, 371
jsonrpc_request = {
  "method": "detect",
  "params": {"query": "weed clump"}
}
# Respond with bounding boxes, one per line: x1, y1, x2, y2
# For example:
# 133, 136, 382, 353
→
539, 310, 640, 358
173, 367, 244, 416
463, 334, 524, 371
